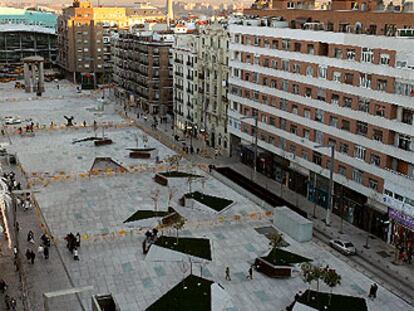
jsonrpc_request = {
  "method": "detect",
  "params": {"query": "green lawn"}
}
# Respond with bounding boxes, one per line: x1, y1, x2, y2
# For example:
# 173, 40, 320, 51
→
123, 207, 174, 223
155, 236, 212, 260
146, 274, 213, 311
185, 191, 233, 212
159, 171, 203, 178
296, 290, 368, 311
262, 248, 311, 266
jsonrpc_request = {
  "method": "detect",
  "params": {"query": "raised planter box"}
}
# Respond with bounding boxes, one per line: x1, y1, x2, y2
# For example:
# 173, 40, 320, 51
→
154, 173, 168, 186
94, 139, 113, 146
129, 151, 151, 159
254, 257, 292, 278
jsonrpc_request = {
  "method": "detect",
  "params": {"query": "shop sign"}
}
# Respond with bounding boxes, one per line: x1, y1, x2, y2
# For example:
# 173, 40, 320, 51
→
389, 208, 414, 230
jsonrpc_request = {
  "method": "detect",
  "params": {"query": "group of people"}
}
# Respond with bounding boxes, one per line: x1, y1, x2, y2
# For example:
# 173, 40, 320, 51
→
25, 231, 51, 263
64, 232, 81, 261
368, 283, 379, 299
142, 228, 158, 254
2, 171, 21, 192
224, 265, 254, 281
0, 279, 16, 311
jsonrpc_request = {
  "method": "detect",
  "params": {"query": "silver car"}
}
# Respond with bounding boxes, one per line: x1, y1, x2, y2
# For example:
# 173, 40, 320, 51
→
329, 239, 356, 255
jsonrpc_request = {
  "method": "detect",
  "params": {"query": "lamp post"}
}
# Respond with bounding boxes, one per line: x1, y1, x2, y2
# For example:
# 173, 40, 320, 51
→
240, 115, 258, 181
315, 144, 335, 226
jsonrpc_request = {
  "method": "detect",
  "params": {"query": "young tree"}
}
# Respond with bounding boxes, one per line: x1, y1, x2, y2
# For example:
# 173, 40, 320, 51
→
268, 232, 285, 249
151, 189, 160, 212
168, 186, 176, 207
173, 218, 186, 245
323, 269, 341, 305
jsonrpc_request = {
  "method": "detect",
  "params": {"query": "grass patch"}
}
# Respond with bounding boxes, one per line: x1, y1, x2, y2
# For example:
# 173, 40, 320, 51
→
155, 236, 212, 260
297, 290, 368, 311
185, 191, 233, 212
124, 207, 174, 223
146, 274, 212, 311
159, 171, 203, 178
262, 248, 311, 266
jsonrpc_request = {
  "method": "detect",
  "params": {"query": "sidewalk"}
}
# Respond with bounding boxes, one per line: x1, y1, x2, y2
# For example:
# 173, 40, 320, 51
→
226, 161, 414, 301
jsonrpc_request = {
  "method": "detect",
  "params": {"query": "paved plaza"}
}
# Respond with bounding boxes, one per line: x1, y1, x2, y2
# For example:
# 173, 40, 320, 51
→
1, 81, 413, 311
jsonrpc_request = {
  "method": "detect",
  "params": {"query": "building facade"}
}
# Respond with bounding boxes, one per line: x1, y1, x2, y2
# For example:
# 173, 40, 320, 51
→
58, 0, 164, 87
228, 1, 414, 243
173, 23, 230, 154
113, 32, 174, 115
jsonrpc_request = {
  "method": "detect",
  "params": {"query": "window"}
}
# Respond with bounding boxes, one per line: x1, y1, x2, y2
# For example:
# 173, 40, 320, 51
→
293, 84, 300, 94
369, 178, 378, 190
398, 134, 411, 151
280, 99, 288, 111
334, 48, 342, 59
360, 73, 372, 88
347, 49, 356, 60
343, 97, 353, 108
329, 116, 338, 127
290, 125, 297, 134
352, 169, 363, 184
315, 109, 324, 122
377, 79, 387, 91
344, 73, 354, 85
339, 143, 349, 154
301, 150, 308, 160
356, 121, 368, 136
338, 165, 347, 176
358, 98, 370, 112
280, 118, 287, 130
333, 72, 341, 82
361, 48, 374, 63
317, 88, 326, 101
294, 42, 301, 52
305, 88, 312, 98
269, 117, 276, 126
291, 63, 300, 73
331, 94, 339, 105
373, 129, 383, 142
292, 105, 298, 114
306, 66, 313, 77
312, 151, 322, 166
375, 104, 385, 117
315, 130, 323, 144
303, 129, 310, 139
370, 153, 381, 166
380, 54, 390, 65
384, 189, 393, 197
271, 59, 278, 69
341, 120, 350, 131
307, 44, 315, 55
282, 39, 290, 50
318, 65, 327, 79
354, 145, 366, 160
271, 40, 278, 49
304, 109, 311, 119
281, 80, 289, 91
282, 59, 289, 71
395, 81, 414, 96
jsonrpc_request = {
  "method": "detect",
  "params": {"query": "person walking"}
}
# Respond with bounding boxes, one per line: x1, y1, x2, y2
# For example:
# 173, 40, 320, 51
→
73, 247, 79, 261
30, 251, 35, 264
247, 266, 253, 280
225, 267, 231, 281
75, 232, 81, 248
13, 246, 18, 259
372, 283, 378, 299
44, 246, 49, 260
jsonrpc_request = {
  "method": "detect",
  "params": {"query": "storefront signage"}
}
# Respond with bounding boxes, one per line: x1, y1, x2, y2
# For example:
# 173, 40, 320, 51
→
389, 208, 414, 230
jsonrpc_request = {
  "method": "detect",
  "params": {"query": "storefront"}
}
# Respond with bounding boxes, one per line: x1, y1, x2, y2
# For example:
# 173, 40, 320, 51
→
389, 208, 414, 249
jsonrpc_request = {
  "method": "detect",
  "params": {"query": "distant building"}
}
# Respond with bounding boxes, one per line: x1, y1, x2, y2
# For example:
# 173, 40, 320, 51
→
0, 7, 57, 66
57, 0, 164, 87
112, 31, 174, 115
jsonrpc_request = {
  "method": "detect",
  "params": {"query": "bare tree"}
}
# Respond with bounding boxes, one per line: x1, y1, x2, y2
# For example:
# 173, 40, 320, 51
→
168, 186, 176, 207
173, 218, 186, 245
150, 189, 160, 212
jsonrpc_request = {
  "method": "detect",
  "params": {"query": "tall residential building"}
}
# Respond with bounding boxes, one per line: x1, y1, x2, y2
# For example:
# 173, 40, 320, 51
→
173, 23, 230, 154
112, 32, 174, 115
57, 0, 164, 87
227, 0, 414, 244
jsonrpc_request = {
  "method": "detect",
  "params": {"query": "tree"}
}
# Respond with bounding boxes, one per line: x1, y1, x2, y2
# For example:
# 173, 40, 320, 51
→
168, 186, 176, 207
151, 189, 160, 212
268, 232, 285, 249
301, 263, 324, 301
323, 269, 341, 305
173, 218, 186, 245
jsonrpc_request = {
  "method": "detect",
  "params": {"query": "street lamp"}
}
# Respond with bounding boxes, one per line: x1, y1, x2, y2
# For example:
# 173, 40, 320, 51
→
240, 115, 258, 181
314, 144, 335, 226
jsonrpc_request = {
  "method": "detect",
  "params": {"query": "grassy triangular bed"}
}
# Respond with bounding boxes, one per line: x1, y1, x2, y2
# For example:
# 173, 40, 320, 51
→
154, 236, 212, 260
296, 290, 368, 311
185, 191, 233, 212
159, 171, 203, 178
124, 207, 175, 223
146, 274, 213, 311
261, 248, 312, 266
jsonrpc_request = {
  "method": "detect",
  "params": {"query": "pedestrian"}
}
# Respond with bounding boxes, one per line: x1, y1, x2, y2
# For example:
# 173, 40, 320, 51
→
44, 246, 49, 260
57, 84, 60, 90
225, 267, 231, 281
76, 232, 81, 248
0, 279, 7, 293
368, 284, 375, 299
37, 245, 44, 256
30, 250, 35, 264
27, 230, 34, 243
83, 120, 87, 127
25, 249, 31, 262
73, 247, 79, 261
15, 222, 19, 233
13, 245, 18, 258
247, 266, 253, 280
372, 283, 378, 299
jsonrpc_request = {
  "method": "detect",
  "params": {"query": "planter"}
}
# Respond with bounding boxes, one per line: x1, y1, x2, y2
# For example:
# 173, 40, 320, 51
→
254, 257, 292, 278
154, 173, 168, 186
94, 139, 113, 146
129, 151, 151, 159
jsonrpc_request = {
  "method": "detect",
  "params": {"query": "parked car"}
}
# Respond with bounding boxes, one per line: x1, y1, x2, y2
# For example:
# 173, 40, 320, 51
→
329, 239, 356, 255
3, 116, 21, 125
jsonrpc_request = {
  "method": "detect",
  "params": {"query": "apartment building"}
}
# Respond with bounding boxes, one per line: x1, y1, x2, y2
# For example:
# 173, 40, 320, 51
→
173, 23, 230, 154
112, 32, 174, 115
227, 0, 414, 244
58, 0, 164, 87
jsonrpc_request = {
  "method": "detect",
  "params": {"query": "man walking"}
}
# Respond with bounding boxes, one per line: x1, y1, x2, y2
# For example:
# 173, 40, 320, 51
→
246, 266, 253, 280
44, 246, 49, 260
225, 267, 231, 281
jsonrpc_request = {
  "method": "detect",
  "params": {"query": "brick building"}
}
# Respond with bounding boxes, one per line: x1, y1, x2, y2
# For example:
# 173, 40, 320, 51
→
227, 0, 414, 243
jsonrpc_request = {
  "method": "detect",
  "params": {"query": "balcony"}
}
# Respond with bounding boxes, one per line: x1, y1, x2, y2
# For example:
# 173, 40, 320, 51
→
175, 72, 183, 77
174, 58, 184, 64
